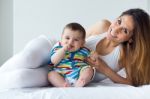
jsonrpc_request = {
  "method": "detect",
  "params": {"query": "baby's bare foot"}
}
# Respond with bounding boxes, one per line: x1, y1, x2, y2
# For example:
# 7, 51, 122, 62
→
75, 79, 86, 87
63, 82, 71, 87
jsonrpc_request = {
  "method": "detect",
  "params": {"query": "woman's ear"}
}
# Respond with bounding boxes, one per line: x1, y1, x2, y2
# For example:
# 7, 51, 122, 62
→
128, 38, 133, 43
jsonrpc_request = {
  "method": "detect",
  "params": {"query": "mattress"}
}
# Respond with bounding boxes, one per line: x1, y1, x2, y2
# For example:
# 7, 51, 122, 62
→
0, 81, 150, 99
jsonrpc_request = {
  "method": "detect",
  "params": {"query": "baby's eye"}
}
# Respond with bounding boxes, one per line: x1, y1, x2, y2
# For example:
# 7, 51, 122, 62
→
65, 37, 70, 40
74, 39, 79, 41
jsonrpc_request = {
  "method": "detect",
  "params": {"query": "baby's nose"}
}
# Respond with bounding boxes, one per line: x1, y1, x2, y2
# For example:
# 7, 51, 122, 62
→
68, 40, 73, 44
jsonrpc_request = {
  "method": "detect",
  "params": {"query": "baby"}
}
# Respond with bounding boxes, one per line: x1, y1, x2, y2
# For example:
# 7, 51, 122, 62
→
48, 23, 94, 87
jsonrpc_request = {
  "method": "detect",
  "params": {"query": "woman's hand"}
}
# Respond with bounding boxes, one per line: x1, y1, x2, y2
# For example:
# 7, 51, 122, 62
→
89, 51, 99, 62
86, 56, 106, 73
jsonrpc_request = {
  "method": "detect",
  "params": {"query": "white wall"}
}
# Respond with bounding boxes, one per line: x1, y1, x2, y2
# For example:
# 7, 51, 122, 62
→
148, 0, 150, 13
13, 0, 148, 53
0, 0, 13, 65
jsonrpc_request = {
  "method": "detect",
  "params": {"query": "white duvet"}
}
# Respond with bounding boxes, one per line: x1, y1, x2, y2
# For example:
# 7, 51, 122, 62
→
0, 81, 150, 99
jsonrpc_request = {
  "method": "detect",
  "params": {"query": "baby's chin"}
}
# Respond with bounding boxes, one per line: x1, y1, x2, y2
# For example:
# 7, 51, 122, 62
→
68, 49, 75, 52
68, 48, 78, 52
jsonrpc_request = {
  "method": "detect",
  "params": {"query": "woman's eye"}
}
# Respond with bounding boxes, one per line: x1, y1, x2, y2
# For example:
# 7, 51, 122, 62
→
117, 19, 121, 25
123, 28, 128, 34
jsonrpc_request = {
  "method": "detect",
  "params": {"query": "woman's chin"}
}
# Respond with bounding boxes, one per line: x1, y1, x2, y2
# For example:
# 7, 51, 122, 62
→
106, 34, 113, 40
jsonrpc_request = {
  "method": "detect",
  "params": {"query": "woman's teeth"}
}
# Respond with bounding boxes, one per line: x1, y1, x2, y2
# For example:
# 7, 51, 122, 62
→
111, 32, 117, 38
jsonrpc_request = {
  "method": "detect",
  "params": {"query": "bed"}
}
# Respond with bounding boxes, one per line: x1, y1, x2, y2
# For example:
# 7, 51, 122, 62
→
0, 35, 150, 99
0, 81, 150, 99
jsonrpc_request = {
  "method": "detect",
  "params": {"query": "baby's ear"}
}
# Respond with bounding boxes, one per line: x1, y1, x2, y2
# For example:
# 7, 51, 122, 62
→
82, 40, 85, 46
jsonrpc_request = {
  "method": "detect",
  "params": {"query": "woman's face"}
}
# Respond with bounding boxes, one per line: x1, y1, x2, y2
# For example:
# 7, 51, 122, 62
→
106, 15, 135, 43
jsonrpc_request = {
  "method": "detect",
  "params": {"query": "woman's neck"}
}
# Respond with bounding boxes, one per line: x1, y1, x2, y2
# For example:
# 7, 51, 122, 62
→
96, 37, 120, 56
105, 38, 120, 48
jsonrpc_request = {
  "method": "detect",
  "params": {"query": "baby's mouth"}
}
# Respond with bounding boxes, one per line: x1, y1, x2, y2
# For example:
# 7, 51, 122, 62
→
70, 45, 73, 49
68, 45, 74, 50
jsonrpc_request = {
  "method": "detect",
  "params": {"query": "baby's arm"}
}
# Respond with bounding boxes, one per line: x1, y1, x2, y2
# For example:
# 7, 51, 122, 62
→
51, 44, 69, 65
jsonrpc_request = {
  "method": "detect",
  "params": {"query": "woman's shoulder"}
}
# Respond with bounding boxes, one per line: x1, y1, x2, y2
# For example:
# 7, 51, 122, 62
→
86, 19, 111, 38
86, 32, 107, 42
85, 32, 107, 50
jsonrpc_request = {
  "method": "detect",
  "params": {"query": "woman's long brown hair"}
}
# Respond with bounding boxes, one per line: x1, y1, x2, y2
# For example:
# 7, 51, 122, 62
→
120, 8, 150, 86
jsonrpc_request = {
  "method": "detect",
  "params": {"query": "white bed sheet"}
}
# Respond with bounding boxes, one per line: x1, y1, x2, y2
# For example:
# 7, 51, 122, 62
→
0, 81, 150, 99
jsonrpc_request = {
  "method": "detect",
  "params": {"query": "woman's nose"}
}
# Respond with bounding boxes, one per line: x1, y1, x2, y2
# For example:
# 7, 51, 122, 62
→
112, 26, 121, 35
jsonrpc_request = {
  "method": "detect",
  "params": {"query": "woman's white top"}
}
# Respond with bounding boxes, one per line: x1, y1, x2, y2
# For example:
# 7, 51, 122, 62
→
85, 33, 121, 82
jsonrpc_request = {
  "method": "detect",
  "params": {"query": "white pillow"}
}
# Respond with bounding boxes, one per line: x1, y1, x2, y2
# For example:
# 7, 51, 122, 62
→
0, 66, 49, 89
0, 35, 57, 89
0, 35, 57, 70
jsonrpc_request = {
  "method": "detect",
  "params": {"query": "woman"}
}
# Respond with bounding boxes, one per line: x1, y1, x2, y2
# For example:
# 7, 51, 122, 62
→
85, 8, 150, 86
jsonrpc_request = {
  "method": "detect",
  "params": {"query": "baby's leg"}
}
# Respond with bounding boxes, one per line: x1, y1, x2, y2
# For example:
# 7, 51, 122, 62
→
75, 66, 94, 87
48, 71, 70, 87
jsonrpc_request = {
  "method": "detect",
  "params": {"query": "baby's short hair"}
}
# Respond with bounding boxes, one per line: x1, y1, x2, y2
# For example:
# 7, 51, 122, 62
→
63, 22, 86, 39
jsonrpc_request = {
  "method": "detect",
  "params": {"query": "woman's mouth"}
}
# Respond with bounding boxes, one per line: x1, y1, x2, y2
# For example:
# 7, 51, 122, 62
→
107, 28, 117, 39
109, 29, 117, 38
110, 32, 117, 38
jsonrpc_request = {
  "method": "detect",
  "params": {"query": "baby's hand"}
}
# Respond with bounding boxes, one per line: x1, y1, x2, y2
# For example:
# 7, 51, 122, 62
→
89, 51, 99, 62
62, 44, 71, 51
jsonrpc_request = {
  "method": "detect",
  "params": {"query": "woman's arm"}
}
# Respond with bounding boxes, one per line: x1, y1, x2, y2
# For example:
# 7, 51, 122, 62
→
86, 57, 131, 85
86, 19, 111, 38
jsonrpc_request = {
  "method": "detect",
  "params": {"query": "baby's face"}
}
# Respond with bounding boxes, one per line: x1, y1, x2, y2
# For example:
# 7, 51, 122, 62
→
61, 28, 85, 52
